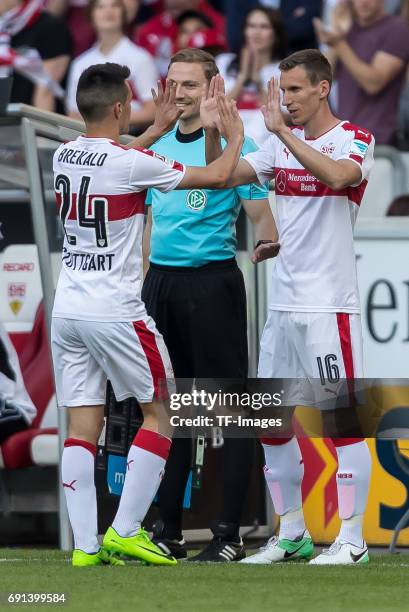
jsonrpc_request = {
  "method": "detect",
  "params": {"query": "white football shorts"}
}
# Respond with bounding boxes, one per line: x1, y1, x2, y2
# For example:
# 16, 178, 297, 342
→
258, 311, 363, 407
51, 316, 173, 407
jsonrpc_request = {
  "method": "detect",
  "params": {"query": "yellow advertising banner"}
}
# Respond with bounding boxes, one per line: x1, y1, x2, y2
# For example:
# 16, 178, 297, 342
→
297, 386, 409, 546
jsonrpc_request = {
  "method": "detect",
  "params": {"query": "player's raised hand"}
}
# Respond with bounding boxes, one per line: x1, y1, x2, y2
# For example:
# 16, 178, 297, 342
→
151, 79, 183, 135
261, 78, 286, 136
216, 93, 244, 142
251, 241, 280, 264
200, 74, 225, 131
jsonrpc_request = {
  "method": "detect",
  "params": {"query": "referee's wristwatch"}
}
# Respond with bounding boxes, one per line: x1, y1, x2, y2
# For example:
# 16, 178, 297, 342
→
254, 239, 274, 249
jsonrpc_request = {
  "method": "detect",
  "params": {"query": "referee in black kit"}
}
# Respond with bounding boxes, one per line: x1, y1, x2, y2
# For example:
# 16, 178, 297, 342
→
142, 49, 279, 561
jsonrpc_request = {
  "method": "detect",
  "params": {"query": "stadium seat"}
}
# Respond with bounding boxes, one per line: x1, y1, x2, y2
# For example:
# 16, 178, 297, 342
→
360, 157, 395, 217
0, 428, 57, 470
360, 148, 409, 218
0, 302, 57, 470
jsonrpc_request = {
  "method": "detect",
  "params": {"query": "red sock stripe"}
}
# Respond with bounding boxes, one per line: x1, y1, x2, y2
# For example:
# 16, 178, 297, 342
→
332, 437, 365, 447
132, 321, 168, 400
64, 438, 96, 456
260, 437, 293, 445
132, 428, 171, 460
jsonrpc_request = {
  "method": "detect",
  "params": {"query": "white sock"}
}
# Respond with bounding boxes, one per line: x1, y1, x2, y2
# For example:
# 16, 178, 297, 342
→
338, 515, 365, 547
61, 439, 99, 554
112, 428, 171, 537
279, 508, 306, 541
262, 437, 306, 540
335, 440, 371, 547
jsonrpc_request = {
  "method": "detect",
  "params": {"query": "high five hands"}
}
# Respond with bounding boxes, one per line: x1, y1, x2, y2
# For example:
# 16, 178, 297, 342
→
261, 78, 287, 136
151, 79, 184, 134
217, 93, 244, 142
200, 75, 244, 140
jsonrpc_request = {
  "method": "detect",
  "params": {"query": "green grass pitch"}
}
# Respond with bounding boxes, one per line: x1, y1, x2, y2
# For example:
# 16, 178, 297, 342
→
1, 549, 409, 611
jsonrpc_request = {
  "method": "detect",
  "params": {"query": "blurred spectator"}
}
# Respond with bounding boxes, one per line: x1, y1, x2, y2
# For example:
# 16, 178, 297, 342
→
134, 0, 225, 76
0, 320, 36, 444
314, 0, 409, 145
0, 0, 71, 110
386, 194, 409, 215
46, 0, 142, 58
399, 0, 409, 146
46, 0, 95, 57
322, 0, 352, 30
176, 9, 213, 49
280, 0, 322, 53
216, 6, 286, 144
66, 0, 158, 130
225, 0, 321, 55
176, 9, 226, 56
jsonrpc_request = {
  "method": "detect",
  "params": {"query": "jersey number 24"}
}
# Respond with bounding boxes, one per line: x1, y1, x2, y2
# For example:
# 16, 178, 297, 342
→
55, 174, 109, 248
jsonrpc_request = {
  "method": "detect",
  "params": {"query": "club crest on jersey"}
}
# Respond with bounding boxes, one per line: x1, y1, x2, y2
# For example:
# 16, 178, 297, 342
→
8, 282, 26, 316
186, 189, 207, 211
320, 142, 335, 156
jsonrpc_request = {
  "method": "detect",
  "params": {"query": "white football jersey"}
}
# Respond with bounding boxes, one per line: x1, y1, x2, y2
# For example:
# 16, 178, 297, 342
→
52, 136, 185, 321
244, 121, 375, 313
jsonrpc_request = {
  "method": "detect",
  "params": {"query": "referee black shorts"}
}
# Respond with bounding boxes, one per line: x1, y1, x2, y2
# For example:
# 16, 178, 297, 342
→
141, 258, 248, 380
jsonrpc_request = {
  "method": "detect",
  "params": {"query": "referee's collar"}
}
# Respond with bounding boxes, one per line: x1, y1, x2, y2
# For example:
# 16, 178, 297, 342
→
176, 126, 204, 143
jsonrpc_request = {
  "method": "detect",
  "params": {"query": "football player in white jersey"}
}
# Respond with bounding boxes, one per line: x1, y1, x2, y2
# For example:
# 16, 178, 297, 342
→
206, 49, 374, 565
52, 62, 244, 567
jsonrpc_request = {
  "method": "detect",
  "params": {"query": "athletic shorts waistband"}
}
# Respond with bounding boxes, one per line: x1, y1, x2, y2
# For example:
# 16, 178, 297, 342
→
149, 258, 237, 274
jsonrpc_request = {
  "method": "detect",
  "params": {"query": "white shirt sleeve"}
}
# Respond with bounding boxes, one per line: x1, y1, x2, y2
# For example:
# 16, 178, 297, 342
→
337, 128, 375, 185
65, 58, 83, 113
129, 148, 186, 192
215, 53, 238, 94
242, 134, 278, 185
129, 48, 159, 103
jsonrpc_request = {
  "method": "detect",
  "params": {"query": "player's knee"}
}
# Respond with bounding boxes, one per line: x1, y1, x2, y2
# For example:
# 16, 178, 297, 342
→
139, 400, 172, 438
68, 405, 105, 445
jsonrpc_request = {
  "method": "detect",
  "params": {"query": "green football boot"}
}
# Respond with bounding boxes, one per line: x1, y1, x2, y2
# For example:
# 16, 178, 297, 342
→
72, 547, 125, 567
240, 530, 314, 564
103, 526, 177, 566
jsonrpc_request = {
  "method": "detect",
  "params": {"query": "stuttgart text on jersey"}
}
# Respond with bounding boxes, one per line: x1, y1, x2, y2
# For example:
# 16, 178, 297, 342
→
61, 247, 114, 271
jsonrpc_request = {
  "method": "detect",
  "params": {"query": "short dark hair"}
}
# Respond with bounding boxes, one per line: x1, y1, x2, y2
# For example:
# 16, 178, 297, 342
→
279, 49, 333, 88
76, 63, 130, 122
168, 48, 219, 81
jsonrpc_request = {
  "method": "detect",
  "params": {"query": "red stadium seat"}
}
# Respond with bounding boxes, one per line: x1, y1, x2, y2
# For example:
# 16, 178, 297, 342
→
1, 302, 57, 469
1, 428, 57, 470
